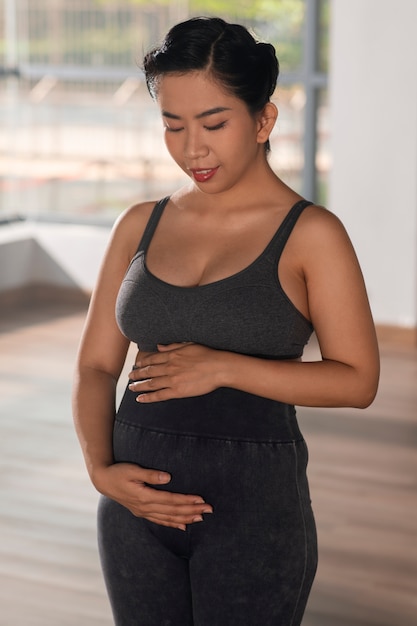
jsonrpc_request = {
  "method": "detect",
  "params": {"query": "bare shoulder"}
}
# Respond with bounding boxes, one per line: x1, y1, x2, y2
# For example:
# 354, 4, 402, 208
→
115, 199, 157, 231
289, 204, 366, 291
298, 203, 347, 234
294, 204, 355, 254
109, 200, 158, 258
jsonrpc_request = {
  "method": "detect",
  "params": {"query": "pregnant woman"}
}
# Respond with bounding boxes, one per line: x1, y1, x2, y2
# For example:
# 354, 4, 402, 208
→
72, 17, 379, 626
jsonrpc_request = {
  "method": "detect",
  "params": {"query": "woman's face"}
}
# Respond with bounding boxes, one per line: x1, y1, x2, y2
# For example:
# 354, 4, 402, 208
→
156, 71, 267, 195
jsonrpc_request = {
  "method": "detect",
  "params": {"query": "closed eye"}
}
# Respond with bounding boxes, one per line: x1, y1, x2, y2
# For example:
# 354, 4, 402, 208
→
165, 126, 184, 133
205, 121, 227, 131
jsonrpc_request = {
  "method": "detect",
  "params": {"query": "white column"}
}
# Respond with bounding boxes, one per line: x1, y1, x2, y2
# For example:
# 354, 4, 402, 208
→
329, 0, 417, 329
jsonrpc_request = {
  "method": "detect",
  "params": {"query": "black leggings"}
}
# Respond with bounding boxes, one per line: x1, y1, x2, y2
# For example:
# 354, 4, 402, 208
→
98, 394, 317, 626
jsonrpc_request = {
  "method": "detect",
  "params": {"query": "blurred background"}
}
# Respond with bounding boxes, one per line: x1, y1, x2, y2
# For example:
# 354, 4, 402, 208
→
0, 1, 416, 625
0, 0, 330, 219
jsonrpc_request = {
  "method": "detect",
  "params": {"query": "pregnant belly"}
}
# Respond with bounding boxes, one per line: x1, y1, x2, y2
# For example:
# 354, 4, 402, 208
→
115, 383, 302, 442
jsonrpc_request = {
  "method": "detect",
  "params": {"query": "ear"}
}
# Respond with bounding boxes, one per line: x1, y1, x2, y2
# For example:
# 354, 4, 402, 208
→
256, 102, 278, 145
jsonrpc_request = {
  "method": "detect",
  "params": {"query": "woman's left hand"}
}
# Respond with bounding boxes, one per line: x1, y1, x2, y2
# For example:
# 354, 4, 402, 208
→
128, 343, 226, 402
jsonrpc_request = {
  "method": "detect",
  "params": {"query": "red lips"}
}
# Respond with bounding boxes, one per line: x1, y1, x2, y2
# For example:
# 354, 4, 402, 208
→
190, 167, 219, 183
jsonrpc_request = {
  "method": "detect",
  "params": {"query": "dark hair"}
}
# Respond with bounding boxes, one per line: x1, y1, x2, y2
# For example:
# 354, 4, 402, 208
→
143, 17, 279, 152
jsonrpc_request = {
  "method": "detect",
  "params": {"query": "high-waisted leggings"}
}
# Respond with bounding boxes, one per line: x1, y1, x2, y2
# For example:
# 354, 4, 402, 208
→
98, 387, 318, 626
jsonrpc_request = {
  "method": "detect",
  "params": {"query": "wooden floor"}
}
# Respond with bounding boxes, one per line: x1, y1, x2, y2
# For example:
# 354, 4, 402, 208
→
0, 301, 416, 626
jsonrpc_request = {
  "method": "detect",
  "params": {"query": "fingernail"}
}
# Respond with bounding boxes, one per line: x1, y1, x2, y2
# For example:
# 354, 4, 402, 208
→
193, 498, 205, 504
202, 508, 213, 514
193, 516, 203, 523
158, 472, 171, 483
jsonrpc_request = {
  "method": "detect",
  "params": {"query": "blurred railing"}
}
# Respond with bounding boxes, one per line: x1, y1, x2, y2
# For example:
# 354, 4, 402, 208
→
0, 1, 328, 220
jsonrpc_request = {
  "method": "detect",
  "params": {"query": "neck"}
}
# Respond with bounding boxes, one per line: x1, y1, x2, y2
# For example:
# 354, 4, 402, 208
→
188, 160, 281, 213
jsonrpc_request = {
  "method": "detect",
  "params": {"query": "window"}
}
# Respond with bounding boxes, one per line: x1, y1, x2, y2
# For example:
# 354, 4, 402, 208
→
0, 0, 330, 217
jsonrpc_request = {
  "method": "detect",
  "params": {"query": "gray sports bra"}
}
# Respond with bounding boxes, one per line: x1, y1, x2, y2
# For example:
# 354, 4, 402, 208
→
116, 197, 314, 359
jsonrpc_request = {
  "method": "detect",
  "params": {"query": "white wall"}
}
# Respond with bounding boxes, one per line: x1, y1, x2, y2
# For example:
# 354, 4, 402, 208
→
0, 222, 110, 293
2, 1, 417, 328
329, 0, 417, 328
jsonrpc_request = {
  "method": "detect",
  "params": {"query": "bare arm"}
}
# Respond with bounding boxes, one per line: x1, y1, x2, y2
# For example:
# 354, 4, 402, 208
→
72, 207, 135, 482
129, 207, 380, 408
223, 207, 380, 407
72, 204, 213, 529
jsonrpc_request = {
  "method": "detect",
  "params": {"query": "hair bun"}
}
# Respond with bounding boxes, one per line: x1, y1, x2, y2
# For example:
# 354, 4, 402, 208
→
255, 42, 280, 98
144, 17, 279, 112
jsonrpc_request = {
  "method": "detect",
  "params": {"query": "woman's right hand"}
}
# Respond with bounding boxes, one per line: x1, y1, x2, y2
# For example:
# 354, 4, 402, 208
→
92, 462, 213, 531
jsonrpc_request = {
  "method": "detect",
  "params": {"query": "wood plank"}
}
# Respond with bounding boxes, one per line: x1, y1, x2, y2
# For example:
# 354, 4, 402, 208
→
0, 303, 416, 625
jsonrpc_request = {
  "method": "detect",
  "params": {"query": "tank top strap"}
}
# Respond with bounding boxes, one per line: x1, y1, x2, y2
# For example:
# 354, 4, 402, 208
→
137, 196, 170, 253
267, 199, 313, 261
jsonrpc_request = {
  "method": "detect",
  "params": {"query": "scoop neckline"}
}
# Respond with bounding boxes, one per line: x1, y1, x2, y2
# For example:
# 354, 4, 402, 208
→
141, 199, 309, 292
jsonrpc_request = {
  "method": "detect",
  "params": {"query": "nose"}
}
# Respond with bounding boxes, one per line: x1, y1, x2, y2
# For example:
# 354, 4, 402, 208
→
184, 128, 209, 160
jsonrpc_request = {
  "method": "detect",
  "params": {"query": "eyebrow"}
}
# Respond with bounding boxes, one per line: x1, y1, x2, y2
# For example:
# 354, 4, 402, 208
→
162, 106, 232, 120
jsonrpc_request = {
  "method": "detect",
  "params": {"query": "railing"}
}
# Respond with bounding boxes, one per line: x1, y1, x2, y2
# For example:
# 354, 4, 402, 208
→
0, 1, 328, 218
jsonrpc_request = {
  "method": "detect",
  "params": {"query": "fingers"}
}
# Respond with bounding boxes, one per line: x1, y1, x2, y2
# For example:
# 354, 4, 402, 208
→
128, 377, 170, 403
129, 343, 217, 402
130, 357, 170, 382
131, 475, 207, 508
130, 343, 197, 384
129, 363, 166, 382
131, 357, 166, 375
137, 485, 213, 514
135, 388, 174, 403
101, 463, 214, 530
132, 343, 192, 370
128, 359, 175, 399
133, 466, 171, 485
130, 483, 213, 530
144, 511, 208, 532
128, 373, 182, 402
